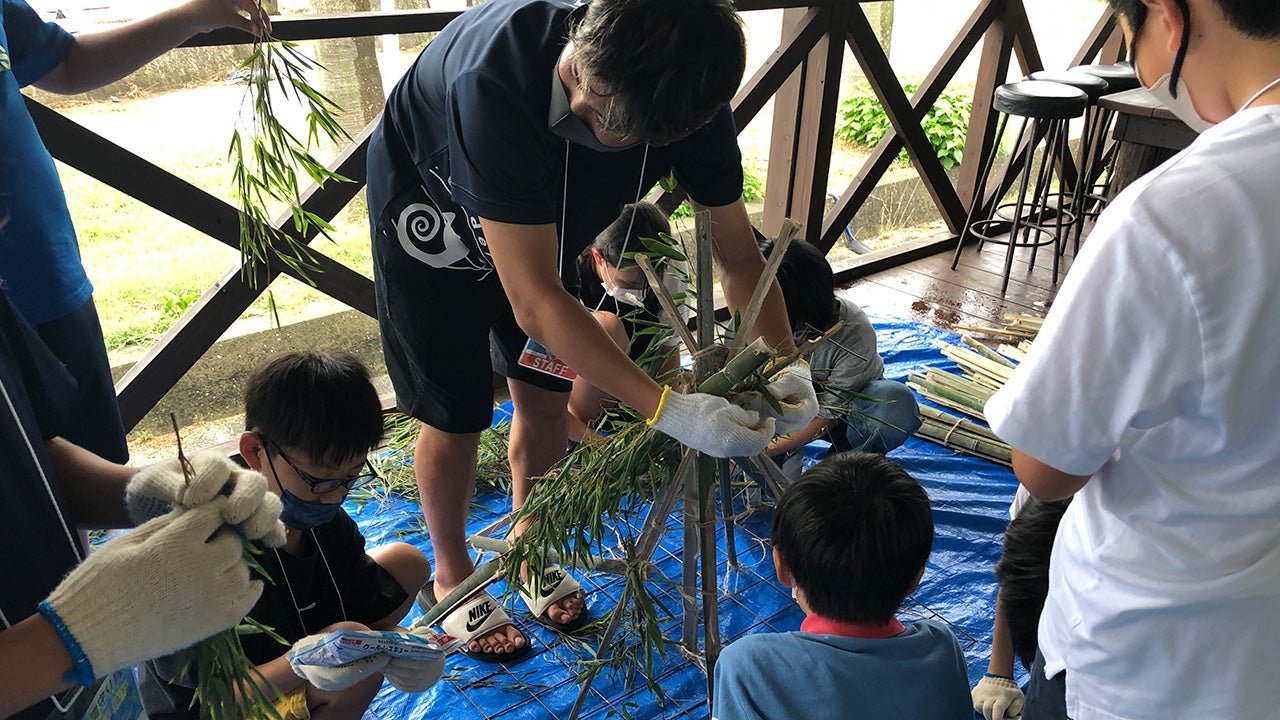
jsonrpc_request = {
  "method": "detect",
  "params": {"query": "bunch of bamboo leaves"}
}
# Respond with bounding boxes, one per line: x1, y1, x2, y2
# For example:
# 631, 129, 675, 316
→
168, 417, 286, 719
360, 414, 513, 509
229, 32, 351, 288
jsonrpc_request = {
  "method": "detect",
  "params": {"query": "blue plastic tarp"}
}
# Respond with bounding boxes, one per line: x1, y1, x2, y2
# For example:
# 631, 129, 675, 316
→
350, 304, 1020, 719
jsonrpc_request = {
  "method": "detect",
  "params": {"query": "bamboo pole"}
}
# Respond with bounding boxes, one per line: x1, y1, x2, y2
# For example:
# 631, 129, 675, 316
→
729, 218, 803, 356
698, 337, 775, 396
961, 335, 1017, 368
908, 374, 988, 417
635, 253, 699, 354
762, 321, 846, 380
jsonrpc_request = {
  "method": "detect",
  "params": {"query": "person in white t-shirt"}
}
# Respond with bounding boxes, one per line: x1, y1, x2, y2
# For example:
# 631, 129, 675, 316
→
983, 0, 1280, 718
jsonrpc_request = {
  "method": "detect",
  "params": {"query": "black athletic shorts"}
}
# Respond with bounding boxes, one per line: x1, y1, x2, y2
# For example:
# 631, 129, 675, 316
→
372, 179, 573, 434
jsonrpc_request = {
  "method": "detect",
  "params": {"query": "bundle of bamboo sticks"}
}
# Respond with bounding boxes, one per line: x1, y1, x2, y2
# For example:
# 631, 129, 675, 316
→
907, 314, 1043, 465
951, 313, 1043, 342
915, 406, 1012, 466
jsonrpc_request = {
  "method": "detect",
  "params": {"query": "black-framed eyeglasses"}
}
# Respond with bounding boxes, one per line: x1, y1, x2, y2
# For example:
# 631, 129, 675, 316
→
260, 435, 380, 495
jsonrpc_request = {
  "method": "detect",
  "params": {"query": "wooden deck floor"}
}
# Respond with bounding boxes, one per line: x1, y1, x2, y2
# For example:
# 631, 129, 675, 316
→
841, 235, 1078, 332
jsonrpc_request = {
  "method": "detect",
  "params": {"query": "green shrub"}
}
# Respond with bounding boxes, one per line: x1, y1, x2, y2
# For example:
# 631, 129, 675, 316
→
103, 288, 202, 351
669, 163, 765, 219
836, 82, 972, 170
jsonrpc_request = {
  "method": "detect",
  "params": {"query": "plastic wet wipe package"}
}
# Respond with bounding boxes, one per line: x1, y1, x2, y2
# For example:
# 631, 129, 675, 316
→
287, 630, 451, 668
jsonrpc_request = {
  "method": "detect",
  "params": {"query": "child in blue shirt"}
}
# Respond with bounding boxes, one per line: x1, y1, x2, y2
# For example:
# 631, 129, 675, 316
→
713, 452, 971, 720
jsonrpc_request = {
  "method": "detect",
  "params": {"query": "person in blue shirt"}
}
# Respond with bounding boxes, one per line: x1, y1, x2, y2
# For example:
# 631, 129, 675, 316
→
757, 237, 921, 477
0, 0, 271, 464
712, 452, 971, 720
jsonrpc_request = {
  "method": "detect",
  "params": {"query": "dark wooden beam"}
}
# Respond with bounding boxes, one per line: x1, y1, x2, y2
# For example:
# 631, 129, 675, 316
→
112, 123, 377, 429
1069, 9, 1119, 67
184, 9, 463, 46
844, 8, 967, 236
819, 0, 999, 252
731, 6, 825, 130
762, 7, 815, 236
1009, 0, 1045, 76
786, 0, 845, 241
955, 0, 1016, 216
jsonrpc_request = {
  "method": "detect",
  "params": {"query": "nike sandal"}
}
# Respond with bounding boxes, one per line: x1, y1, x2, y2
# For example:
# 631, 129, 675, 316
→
419, 581, 531, 664
518, 564, 590, 633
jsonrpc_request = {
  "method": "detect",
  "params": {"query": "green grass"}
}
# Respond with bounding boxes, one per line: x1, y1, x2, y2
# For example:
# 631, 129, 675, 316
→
62, 130, 374, 353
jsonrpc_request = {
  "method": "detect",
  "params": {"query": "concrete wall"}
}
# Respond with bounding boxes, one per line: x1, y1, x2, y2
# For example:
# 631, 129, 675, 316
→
112, 309, 388, 436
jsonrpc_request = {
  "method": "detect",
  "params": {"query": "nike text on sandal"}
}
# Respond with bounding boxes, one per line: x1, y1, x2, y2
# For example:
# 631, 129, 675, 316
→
518, 564, 589, 633
419, 581, 531, 664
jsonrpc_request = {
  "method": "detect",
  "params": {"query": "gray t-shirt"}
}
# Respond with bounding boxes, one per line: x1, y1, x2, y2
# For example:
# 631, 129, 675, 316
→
808, 297, 884, 420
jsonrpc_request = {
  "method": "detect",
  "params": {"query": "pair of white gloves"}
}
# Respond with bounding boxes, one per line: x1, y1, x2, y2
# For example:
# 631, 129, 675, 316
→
972, 674, 1025, 719
41, 452, 286, 686
287, 634, 444, 694
649, 362, 818, 457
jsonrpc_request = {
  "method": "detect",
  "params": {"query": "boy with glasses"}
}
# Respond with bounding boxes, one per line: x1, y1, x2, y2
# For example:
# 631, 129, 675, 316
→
141, 352, 438, 719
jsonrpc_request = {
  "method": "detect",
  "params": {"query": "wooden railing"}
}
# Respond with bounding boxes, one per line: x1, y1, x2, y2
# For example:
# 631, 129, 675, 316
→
26, 0, 1121, 432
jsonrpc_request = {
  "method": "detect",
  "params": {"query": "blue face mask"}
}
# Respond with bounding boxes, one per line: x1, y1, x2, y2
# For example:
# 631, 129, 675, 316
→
277, 486, 342, 530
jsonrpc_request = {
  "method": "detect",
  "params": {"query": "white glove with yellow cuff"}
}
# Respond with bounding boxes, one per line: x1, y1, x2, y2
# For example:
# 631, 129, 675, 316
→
648, 386, 776, 458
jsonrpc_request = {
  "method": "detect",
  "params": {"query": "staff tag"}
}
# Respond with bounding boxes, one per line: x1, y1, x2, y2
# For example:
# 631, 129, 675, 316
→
518, 338, 578, 380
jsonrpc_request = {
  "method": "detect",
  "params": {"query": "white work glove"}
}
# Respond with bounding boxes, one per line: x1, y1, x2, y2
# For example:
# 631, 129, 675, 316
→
382, 652, 445, 693
648, 386, 776, 458
287, 634, 391, 691
40, 497, 266, 685
126, 451, 286, 547
764, 361, 820, 435
972, 674, 1024, 719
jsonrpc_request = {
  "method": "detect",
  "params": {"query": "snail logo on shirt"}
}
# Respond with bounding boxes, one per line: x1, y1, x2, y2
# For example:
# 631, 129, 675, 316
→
389, 173, 493, 277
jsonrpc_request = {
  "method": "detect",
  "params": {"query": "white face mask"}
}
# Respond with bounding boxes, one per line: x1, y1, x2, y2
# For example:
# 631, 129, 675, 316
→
1138, 70, 1215, 133
602, 280, 647, 308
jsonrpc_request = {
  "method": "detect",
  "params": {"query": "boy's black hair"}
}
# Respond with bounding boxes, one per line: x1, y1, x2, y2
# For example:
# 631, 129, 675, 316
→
771, 452, 934, 624
1111, 0, 1280, 97
244, 351, 384, 467
570, 0, 746, 146
757, 235, 838, 337
592, 201, 671, 267
995, 497, 1071, 671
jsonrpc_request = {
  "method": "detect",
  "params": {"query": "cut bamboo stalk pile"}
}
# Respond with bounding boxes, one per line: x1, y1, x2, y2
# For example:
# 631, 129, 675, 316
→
933, 340, 1014, 387
951, 312, 1045, 342
909, 319, 1044, 464
916, 406, 1012, 466
907, 368, 993, 420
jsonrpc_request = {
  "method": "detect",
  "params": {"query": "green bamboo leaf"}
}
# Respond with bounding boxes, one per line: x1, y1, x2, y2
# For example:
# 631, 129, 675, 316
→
638, 235, 686, 261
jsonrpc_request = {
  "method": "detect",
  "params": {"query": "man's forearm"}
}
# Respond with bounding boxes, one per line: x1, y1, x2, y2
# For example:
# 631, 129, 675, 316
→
37, 7, 205, 94
36, 0, 268, 95
0, 615, 76, 717
46, 438, 134, 529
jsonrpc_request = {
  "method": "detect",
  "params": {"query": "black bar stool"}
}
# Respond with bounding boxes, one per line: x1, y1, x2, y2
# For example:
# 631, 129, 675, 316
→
1071, 63, 1140, 248
1027, 69, 1111, 255
952, 80, 1089, 293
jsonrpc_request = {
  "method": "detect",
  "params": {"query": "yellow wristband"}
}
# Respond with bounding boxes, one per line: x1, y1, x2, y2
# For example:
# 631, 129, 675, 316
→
646, 385, 672, 426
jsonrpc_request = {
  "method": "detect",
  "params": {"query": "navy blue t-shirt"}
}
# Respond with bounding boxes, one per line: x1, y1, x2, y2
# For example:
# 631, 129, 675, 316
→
367, 0, 744, 271
0, 284, 85, 719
